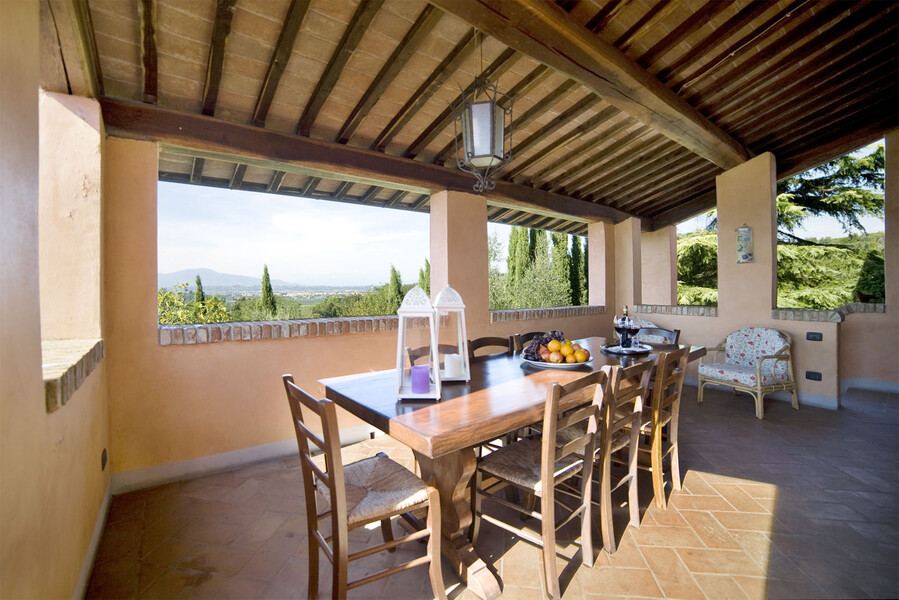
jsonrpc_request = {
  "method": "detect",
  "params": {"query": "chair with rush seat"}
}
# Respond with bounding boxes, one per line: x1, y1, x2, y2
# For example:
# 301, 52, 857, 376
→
282, 375, 446, 600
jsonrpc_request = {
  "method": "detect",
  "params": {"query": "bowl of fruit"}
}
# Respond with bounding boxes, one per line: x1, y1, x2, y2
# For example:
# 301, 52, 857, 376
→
521, 330, 592, 369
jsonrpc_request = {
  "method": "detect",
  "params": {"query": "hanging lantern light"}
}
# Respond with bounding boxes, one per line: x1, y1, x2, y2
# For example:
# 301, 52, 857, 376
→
451, 75, 513, 193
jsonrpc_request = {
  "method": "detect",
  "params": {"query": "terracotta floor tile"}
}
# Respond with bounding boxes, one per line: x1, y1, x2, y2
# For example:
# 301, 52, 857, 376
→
678, 510, 742, 550
642, 504, 689, 528
669, 494, 735, 512
706, 483, 768, 513
675, 548, 765, 577
638, 547, 704, 600
709, 510, 774, 533
629, 524, 706, 549
174, 543, 255, 576
137, 568, 204, 600
177, 572, 269, 599
692, 573, 750, 600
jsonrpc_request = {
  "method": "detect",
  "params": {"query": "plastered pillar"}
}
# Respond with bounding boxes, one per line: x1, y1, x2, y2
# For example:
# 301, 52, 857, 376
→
716, 152, 777, 322
39, 92, 104, 339
429, 190, 489, 332
614, 217, 642, 312
641, 226, 677, 305
587, 221, 614, 307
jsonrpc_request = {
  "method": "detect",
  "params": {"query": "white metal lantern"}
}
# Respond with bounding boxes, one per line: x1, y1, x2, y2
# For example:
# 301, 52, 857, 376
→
433, 285, 470, 382
395, 285, 441, 400
451, 77, 513, 193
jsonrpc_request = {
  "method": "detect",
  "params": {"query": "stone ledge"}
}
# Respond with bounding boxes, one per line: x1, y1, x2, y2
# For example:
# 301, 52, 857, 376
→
635, 304, 718, 317
159, 316, 412, 346
772, 302, 885, 323
42, 338, 104, 413
489, 305, 605, 323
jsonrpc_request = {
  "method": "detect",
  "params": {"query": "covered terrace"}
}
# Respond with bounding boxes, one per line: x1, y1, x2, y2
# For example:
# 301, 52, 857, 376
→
1, 0, 897, 598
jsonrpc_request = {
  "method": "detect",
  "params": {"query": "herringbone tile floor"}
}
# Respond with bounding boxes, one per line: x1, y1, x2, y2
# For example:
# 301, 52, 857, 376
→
86, 386, 898, 599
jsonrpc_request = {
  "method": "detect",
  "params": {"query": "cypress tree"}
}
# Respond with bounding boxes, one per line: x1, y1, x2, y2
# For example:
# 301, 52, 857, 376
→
261, 264, 276, 315
388, 265, 403, 313
194, 274, 206, 305
507, 227, 530, 289
550, 232, 572, 305
582, 239, 589, 303
534, 229, 549, 262
507, 227, 520, 282
569, 236, 583, 305
418, 259, 430, 297
527, 228, 538, 264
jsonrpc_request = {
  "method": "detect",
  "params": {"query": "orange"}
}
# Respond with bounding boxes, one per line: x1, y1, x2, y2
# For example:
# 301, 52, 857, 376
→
547, 340, 561, 352
560, 345, 574, 357
566, 354, 577, 363
574, 350, 588, 363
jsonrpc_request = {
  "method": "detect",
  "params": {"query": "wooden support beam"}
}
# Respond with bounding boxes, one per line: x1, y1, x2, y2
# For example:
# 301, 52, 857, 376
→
337, 5, 441, 144
301, 177, 321, 197
296, 0, 383, 137
411, 194, 430, 210
332, 181, 353, 199
548, 127, 657, 192
650, 189, 717, 230
371, 29, 477, 152
359, 185, 382, 204
229, 164, 247, 189
637, 0, 730, 68
138, 0, 158, 104
385, 190, 408, 207
192, 0, 237, 190
268, 171, 286, 193
585, 0, 627, 33
429, 0, 750, 169
254, 0, 309, 127
71, 0, 103, 97
403, 48, 518, 160
613, 0, 675, 53
101, 97, 638, 224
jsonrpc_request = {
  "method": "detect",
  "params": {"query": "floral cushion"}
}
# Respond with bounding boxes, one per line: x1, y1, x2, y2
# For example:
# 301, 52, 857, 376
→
723, 327, 789, 379
699, 362, 791, 387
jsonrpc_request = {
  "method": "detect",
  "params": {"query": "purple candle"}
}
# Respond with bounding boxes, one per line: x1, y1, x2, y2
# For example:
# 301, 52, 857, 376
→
410, 365, 430, 394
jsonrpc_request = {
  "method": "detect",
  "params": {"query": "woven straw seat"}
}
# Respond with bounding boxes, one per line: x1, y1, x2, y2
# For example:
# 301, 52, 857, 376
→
477, 436, 583, 497
315, 454, 429, 526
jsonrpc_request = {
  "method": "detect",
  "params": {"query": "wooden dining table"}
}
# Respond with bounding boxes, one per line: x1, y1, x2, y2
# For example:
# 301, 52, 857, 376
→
320, 336, 705, 599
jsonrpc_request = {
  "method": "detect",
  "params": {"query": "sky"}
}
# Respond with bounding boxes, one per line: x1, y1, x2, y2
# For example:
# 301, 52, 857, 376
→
159, 140, 884, 287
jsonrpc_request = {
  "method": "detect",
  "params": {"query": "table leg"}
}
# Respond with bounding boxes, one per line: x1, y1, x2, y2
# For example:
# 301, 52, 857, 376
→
415, 449, 502, 600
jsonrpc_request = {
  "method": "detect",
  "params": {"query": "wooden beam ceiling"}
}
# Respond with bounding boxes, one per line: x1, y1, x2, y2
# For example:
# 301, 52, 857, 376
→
253, 0, 309, 127
429, 0, 751, 170
138, 0, 157, 104
102, 97, 638, 225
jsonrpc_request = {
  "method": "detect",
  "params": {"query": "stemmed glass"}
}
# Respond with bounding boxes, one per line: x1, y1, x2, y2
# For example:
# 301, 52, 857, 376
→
613, 314, 631, 348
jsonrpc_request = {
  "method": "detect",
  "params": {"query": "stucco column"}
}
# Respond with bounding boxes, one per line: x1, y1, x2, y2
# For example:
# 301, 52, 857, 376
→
641, 226, 677, 305
884, 128, 897, 309
587, 221, 614, 307
429, 190, 489, 332
716, 152, 777, 322
614, 217, 642, 312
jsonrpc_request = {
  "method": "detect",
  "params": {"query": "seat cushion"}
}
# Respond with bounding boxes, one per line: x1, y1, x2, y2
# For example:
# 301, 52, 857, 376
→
699, 362, 790, 387
724, 327, 789, 373
478, 436, 583, 497
316, 454, 429, 526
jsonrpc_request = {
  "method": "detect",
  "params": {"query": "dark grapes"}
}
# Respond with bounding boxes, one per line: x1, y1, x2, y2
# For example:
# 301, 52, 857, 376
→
522, 331, 567, 361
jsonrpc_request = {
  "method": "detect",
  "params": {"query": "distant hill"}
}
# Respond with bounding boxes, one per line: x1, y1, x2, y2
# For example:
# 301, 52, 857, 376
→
158, 268, 293, 289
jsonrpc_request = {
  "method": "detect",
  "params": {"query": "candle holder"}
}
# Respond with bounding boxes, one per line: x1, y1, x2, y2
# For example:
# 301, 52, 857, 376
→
433, 285, 470, 382
395, 286, 441, 400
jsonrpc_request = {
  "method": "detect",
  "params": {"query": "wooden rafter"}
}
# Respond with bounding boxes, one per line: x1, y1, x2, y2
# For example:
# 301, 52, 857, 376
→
385, 190, 408, 207
613, 0, 675, 53
253, 0, 310, 127
296, 0, 383, 137
359, 185, 382, 204
267, 171, 286, 193
637, 0, 731, 68
336, 5, 442, 144
650, 190, 717, 229
370, 29, 477, 152
71, 0, 103, 97
301, 177, 320, 197
403, 48, 518, 160
547, 128, 659, 192
100, 98, 637, 224
584, 0, 628, 33
138, 0, 157, 104
429, 0, 750, 169
229, 164, 247, 189
193, 0, 237, 185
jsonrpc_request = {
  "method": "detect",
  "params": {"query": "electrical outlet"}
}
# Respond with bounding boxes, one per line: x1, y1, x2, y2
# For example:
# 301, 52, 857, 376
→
807, 332, 823, 341
805, 371, 822, 381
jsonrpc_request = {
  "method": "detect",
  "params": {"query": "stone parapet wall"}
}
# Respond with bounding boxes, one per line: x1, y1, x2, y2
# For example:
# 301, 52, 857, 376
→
159, 316, 406, 345
42, 338, 104, 412
489, 305, 605, 323
633, 303, 885, 323
634, 304, 718, 317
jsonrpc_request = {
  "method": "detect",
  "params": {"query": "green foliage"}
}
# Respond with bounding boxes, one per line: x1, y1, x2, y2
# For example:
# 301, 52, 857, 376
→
507, 226, 529, 288
677, 231, 718, 288
569, 235, 583, 306
488, 228, 575, 310
855, 250, 885, 302
550, 232, 571, 305
260, 265, 276, 315
582, 238, 588, 299
677, 284, 718, 306
310, 280, 413, 318
158, 282, 228, 324
194, 275, 206, 305
418, 259, 430, 297
388, 265, 403, 314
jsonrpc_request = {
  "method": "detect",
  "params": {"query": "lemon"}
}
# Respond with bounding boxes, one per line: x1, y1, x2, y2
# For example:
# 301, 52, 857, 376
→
547, 340, 561, 352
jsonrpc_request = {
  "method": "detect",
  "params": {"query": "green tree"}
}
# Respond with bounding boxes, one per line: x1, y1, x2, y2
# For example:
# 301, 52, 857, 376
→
582, 238, 588, 301
388, 265, 403, 314
418, 259, 430, 297
158, 282, 192, 324
569, 235, 583, 306
550, 232, 571, 305
507, 226, 530, 289
194, 275, 206, 305
261, 264, 276, 315
527, 228, 538, 264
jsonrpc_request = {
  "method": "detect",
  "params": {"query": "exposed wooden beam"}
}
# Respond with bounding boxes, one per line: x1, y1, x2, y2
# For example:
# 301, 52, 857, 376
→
403, 48, 518, 160
192, 0, 237, 190
775, 120, 896, 181
359, 185, 382, 204
332, 181, 353, 199
411, 194, 430, 210
296, 0, 383, 137
267, 171, 286, 193
584, 0, 627, 33
229, 164, 247, 189
370, 29, 478, 152
637, 0, 731, 68
548, 127, 658, 192
613, 0, 675, 53
650, 189, 717, 230
385, 190, 408, 207
301, 176, 320, 197
337, 4, 442, 144
253, 0, 309, 127
100, 98, 637, 224
429, 0, 751, 169
138, 0, 158, 104
71, 0, 103, 97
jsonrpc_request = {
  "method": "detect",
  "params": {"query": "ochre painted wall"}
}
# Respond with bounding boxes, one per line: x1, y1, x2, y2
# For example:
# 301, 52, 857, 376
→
1, 2, 110, 598
641, 226, 677, 305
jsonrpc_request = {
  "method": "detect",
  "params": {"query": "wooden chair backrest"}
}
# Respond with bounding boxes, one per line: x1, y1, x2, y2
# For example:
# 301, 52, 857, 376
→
513, 331, 545, 352
651, 346, 690, 418
468, 336, 514, 358
407, 344, 461, 365
282, 375, 347, 539
638, 327, 681, 345
540, 370, 608, 494
599, 361, 653, 450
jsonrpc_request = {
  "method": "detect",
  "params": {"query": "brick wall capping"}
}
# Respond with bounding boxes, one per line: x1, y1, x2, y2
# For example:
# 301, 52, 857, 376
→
635, 304, 718, 317
42, 338, 104, 413
634, 302, 885, 322
489, 305, 605, 323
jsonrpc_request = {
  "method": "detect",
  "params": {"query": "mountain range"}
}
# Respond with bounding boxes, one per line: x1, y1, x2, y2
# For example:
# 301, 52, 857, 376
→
157, 268, 369, 292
